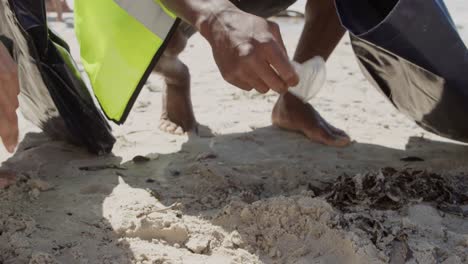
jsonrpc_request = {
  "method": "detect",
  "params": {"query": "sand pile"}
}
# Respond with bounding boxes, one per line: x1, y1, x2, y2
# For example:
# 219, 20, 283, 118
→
71, 166, 468, 263
211, 169, 468, 264
213, 196, 384, 264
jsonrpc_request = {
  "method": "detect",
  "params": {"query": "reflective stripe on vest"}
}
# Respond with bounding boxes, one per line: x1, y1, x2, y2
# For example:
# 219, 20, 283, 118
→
114, 0, 174, 38
75, 0, 178, 123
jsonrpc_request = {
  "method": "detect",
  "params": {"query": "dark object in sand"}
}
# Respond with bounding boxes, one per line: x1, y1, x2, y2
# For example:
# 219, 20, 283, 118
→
170, 170, 181, 177
335, 0, 468, 142
400, 156, 425, 162
79, 164, 126, 171
3, 0, 115, 154
325, 168, 468, 216
133, 155, 151, 164
196, 152, 218, 161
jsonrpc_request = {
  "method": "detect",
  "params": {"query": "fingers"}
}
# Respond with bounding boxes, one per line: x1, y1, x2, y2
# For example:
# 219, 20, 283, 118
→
0, 91, 19, 153
224, 73, 252, 91
0, 47, 19, 98
0, 110, 18, 153
255, 61, 287, 93
248, 75, 269, 94
263, 43, 299, 89
221, 51, 281, 94
7, 113, 18, 152
223, 48, 291, 94
263, 22, 299, 89
227, 71, 270, 94
219, 20, 298, 94
0, 43, 20, 153
225, 63, 285, 94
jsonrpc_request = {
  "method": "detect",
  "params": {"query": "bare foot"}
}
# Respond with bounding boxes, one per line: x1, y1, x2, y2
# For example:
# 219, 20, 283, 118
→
155, 28, 199, 136
272, 93, 351, 147
159, 82, 197, 135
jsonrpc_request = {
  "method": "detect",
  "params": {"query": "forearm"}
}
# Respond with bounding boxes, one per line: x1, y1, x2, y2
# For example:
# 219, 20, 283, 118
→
294, 0, 345, 62
160, 0, 238, 38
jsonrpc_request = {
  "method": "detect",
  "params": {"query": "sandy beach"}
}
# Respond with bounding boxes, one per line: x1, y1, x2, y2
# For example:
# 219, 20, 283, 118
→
1, 1, 468, 263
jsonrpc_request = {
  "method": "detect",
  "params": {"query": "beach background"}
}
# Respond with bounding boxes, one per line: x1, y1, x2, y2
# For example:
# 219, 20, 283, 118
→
1, 1, 468, 263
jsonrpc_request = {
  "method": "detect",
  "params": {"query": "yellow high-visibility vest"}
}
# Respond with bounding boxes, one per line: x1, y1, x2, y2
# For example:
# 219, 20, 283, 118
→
75, 0, 179, 123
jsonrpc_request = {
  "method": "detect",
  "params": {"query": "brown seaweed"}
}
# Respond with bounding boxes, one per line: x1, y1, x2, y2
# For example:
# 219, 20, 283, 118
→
324, 168, 468, 215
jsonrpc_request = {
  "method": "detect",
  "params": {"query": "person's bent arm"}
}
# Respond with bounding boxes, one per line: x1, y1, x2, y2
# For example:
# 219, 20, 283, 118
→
0, 42, 19, 153
160, 0, 299, 94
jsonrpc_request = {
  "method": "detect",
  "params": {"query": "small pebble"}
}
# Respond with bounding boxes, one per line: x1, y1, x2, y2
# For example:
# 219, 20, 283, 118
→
29, 252, 58, 264
229, 231, 244, 247
186, 235, 210, 254
28, 179, 52, 191
0, 171, 16, 189
30, 188, 41, 199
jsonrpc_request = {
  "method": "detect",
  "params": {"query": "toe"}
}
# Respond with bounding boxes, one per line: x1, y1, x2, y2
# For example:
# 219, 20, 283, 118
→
329, 134, 351, 147
166, 123, 178, 133
159, 121, 169, 131
328, 124, 350, 141
159, 119, 187, 135
323, 120, 348, 138
159, 120, 172, 133
304, 125, 351, 148
174, 126, 184, 135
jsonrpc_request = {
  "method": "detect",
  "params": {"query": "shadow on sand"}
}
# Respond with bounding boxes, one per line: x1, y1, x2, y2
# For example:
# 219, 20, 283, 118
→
1, 126, 467, 262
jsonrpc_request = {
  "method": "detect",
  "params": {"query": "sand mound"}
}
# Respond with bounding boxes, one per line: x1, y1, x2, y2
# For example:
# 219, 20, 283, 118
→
213, 196, 384, 263
99, 169, 468, 264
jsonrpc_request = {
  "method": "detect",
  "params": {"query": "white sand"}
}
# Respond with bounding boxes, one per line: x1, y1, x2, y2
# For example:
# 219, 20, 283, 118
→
1, 1, 468, 263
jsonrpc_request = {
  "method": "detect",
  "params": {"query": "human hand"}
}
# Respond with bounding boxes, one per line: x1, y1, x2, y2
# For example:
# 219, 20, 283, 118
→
201, 9, 299, 94
0, 42, 19, 153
